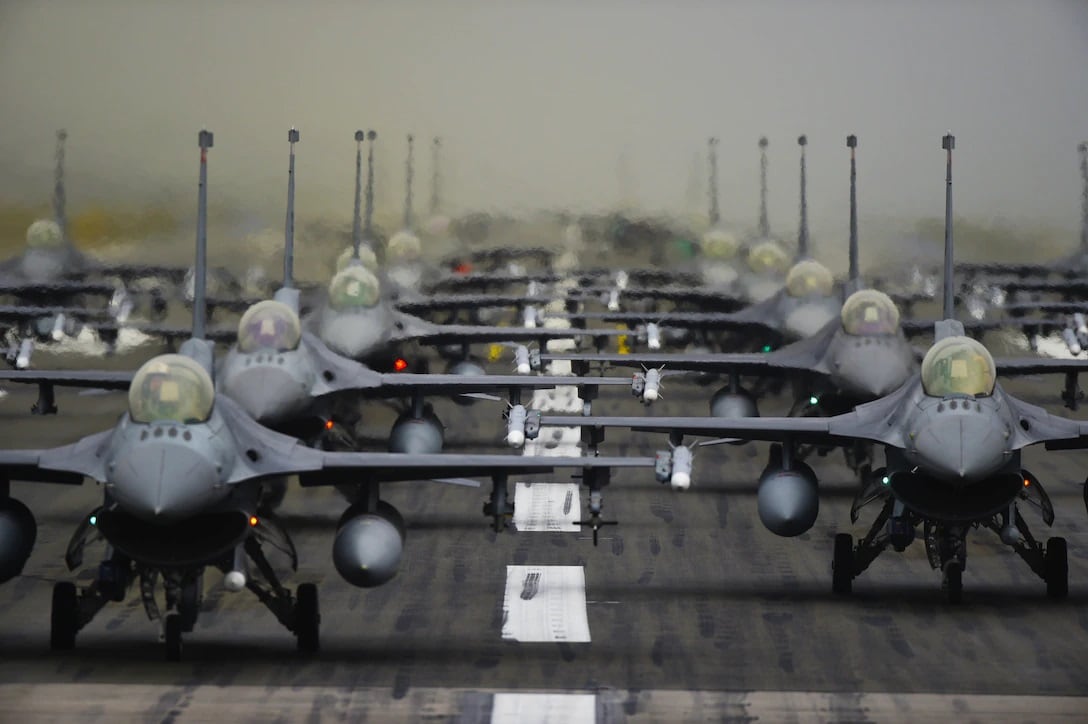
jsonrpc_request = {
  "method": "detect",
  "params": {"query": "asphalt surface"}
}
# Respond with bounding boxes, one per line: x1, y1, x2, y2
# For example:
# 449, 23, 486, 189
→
0, 337, 1087, 722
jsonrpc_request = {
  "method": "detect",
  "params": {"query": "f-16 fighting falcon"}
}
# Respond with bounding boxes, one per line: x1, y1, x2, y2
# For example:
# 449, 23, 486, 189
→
0, 130, 657, 660
534, 134, 1088, 604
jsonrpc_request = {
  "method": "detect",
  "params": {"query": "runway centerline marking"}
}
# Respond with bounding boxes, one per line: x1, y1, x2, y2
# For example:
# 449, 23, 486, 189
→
491, 692, 596, 724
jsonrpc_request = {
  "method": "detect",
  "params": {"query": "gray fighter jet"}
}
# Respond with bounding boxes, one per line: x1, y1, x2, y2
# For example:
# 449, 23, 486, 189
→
0, 130, 655, 659
533, 135, 1088, 603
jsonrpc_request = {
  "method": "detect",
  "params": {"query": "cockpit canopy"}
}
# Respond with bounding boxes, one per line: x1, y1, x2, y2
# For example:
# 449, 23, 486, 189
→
746, 240, 790, 274
328, 265, 382, 310
920, 336, 996, 398
335, 245, 379, 274
129, 354, 215, 425
785, 259, 834, 298
387, 230, 422, 262
237, 300, 301, 353
840, 289, 900, 336
701, 229, 740, 260
26, 219, 64, 248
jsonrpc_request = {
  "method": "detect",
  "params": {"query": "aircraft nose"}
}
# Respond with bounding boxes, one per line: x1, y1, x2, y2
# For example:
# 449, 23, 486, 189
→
834, 345, 912, 399
110, 441, 223, 521
911, 408, 1008, 483
222, 364, 307, 424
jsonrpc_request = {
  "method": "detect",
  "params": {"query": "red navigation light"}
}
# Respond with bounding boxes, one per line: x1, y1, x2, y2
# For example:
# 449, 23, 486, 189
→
453, 261, 472, 274
393, 358, 409, 372
324, 419, 335, 430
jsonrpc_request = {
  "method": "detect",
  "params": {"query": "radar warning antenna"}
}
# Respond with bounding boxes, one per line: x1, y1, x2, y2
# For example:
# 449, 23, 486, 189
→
797, 135, 809, 259
53, 130, 68, 241
283, 128, 299, 290
708, 137, 720, 226
758, 136, 770, 238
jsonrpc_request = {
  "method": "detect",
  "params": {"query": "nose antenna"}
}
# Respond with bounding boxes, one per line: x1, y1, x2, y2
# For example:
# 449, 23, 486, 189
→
847, 134, 859, 286
1079, 142, 1087, 254
707, 137, 720, 227
430, 136, 441, 215
403, 134, 414, 230
757, 136, 770, 238
797, 135, 809, 260
363, 130, 377, 244
53, 129, 68, 242
193, 129, 213, 341
351, 130, 364, 261
284, 128, 299, 289
942, 132, 956, 321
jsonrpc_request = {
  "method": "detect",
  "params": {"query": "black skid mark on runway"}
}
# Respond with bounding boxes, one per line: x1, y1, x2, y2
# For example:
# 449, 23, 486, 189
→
154, 684, 197, 724
347, 590, 362, 611
392, 664, 413, 700
761, 611, 796, 674
637, 569, 654, 585
104, 600, 138, 631
557, 641, 577, 662
453, 559, 468, 583
623, 689, 640, 715
549, 536, 569, 548
611, 534, 625, 556
649, 535, 661, 556
650, 503, 674, 523
474, 645, 503, 670
860, 614, 914, 659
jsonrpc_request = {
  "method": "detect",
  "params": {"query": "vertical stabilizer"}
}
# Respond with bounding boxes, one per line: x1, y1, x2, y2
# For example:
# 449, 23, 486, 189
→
708, 137, 720, 227
942, 133, 956, 321
363, 130, 377, 243
847, 135, 859, 284
351, 130, 364, 260
193, 129, 213, 341
758, 137, 770, 238
53, 130, 68, 242
404, 134, 414, 230
797, 135, 809, 260
284, 128, 299, 289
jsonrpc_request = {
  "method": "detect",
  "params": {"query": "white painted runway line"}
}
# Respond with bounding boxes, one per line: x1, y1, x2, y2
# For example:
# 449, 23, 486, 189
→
502, 565, 591, 643
491, 692, 596, 724
513, 482, 581, 532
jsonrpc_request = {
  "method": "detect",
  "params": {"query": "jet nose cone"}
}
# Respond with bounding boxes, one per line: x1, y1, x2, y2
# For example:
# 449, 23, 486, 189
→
834, 345, 913, 399
110, 440, 223, 521
221, 364, 307, 424
911, 409, 1008, 484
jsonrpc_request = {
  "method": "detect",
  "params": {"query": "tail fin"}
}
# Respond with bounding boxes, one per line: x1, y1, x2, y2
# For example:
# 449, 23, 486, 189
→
797, 135, 809, 260
847, 135, 859, 285
193, 130, 213, 341
757, 136, 770, 238
53, 129, 68, 241
942, 133, 956, 321
363, 130, 377, 243
404, 134, 414, 230
283, 128, 299, 289
708, 137, 720, 227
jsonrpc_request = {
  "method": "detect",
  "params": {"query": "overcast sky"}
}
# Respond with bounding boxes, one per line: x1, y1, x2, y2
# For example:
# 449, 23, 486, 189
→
2, 0, 1086, 249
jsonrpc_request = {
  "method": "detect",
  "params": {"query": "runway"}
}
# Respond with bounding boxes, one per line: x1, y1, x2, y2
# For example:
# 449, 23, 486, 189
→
1, 360, 1087, 721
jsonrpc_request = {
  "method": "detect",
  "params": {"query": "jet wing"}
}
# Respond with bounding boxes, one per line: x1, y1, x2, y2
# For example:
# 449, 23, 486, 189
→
216, 394, 654, 484
394, 294, 552, 315
387, 311, 625, 346
546, 310, 775, 334
537, 386, 913, 448
536, 350, 820, 378
0, 281, 120, 300
994, 357, 1088, 376
0, 304, 114, 323
0, 369, 134, 390
0, 430, 115, 484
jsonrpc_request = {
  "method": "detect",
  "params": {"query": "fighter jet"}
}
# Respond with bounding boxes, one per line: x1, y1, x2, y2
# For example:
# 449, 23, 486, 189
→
0, 130, 656, 659
533, 134, 1088, 603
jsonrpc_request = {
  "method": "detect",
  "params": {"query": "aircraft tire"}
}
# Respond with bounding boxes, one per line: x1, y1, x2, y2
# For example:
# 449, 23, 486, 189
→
50, 582, 78, 650
831, 534, 854, 594
295, 583, 320, 653
164, 612, 183, 662
945, 562, 963, 605
1045, 537, 1068, 600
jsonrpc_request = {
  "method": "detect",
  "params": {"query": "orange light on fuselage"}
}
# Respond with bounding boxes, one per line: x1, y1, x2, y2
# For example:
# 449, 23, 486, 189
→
249, 516, 259, 527
454, 262, 472, 274
393, 358, 409, 372
325, 419, 335, 430
1024, 478, 1031, 487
